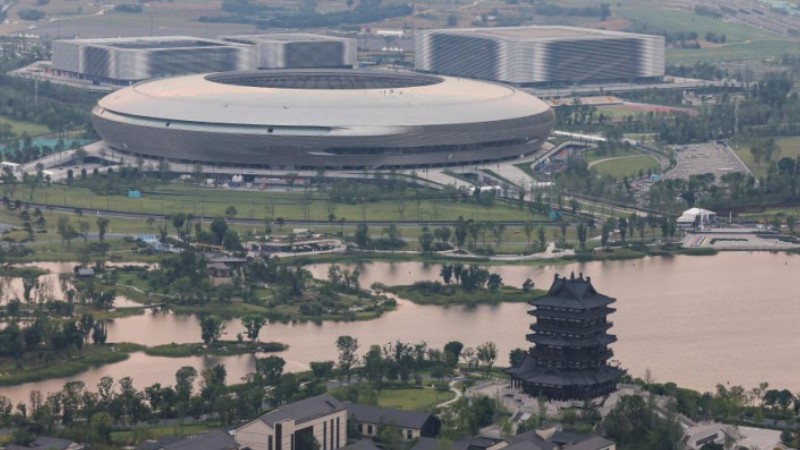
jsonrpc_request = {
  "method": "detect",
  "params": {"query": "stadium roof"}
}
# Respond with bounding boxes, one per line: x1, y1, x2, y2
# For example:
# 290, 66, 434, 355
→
97, 69, 551, 129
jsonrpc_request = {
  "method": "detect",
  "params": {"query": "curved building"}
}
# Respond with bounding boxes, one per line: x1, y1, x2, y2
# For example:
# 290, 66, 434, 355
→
92, 69, 554, 169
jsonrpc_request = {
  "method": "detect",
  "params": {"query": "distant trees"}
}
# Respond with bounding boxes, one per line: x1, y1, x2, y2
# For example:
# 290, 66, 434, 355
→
114, 3, 142, 12
602, 395, 683, 449
17, 9, 44, 20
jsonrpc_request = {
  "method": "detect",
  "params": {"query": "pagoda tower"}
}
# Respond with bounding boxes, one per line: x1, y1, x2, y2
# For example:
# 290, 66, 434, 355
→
507, 272, 625, 400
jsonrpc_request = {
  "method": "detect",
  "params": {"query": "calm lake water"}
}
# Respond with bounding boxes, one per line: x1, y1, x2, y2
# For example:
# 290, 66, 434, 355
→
2, 262, 146, 308
3, 252, 799, 404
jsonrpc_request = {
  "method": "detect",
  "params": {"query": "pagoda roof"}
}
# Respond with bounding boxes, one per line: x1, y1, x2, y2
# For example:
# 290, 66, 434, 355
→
507, 355, 625, 386
531, 307, 615, 320
526, 333, 616, 347
530, 273, 615, 310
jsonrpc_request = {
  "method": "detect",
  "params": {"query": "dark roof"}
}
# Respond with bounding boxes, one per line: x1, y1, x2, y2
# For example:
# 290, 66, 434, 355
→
549, 431, 592, 445
452, 436, 504, 450
138, 436, 186, 450
341, 440, 382, 450
6, 436, 78, 450
502, 441, 548, 450
410, 437, 440, 450
555, 436, 614, 450
510, 365, 625, 387
508, 430, 613, 450
260, 394, 345, 426
525, 333, 617, 347
345, 403, 435, 429
161, 430, 237, 450
530, 274, 615, 310
506, 430, 556, 450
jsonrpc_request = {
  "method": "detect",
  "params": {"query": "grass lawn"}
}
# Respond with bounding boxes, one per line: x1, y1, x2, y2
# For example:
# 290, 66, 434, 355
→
12, 183, 545, 223
0, 342, 143, 386
583, 146, 644, 164
377, 387, 455, 411
111, 422, 221, 447
616, 4, 777, 42
0, 115, 50, 137
728, 136, 800, 179
667, 39, 800, 64
590, 155, 660, 178
613, 1, 797, 63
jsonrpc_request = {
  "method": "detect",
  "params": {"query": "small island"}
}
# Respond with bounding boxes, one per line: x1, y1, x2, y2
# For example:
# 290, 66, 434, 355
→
385, 263, 545, 306
145, 341, 287, 358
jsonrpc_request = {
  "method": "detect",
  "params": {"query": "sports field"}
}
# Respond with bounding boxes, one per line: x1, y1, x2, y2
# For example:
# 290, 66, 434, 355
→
0, 115, 50, 137
10, 184, 545, 223
590, 155, 660, 179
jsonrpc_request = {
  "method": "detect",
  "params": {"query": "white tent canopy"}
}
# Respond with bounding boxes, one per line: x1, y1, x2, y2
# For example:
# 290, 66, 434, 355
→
678, 207, 716, 228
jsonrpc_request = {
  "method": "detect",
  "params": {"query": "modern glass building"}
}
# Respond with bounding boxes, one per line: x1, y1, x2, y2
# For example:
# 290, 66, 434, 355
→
222, 33, 357, 69
416, 26, 665, 87
52, 36, 253, 85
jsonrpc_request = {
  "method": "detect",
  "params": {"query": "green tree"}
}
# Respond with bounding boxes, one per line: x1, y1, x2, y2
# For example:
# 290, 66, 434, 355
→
576, 222, 588, 250
476, 341, 498, 376
200, 315, 224, 345
354, 222, 370, 248
242, 315, 266, 342
487, 273, 503, 291
418, 226, 435, 253
96, 217, 110, 242
336, 335, 360, 384
256, 355, 285, 385
509, 348, 526, 367
363, 344, 385, 390
90, 411, 113, 443
225, 206, 238, 219
222, 229, 242, 251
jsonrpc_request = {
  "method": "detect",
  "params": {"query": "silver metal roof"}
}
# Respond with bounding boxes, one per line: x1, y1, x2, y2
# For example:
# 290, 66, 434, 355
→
222, 33, 354, 44
97, 69, 551, 128
422, 25, 661, 41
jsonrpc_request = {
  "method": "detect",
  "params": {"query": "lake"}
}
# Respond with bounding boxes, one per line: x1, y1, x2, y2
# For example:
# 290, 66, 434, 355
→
3, 252, 799, 403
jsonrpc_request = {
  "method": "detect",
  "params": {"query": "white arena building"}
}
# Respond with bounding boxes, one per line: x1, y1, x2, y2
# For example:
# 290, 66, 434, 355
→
91, 69, 555, 170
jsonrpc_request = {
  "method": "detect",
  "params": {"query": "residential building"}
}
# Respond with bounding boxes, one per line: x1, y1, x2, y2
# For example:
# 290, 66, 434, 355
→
235, 394, 348, 450
344, 403, 441, 440
6, 436, 86, 450
137, 430, 238, 450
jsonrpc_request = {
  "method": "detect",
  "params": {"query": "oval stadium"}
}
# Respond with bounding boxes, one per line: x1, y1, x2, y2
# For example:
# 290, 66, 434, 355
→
91, 69, 555, 169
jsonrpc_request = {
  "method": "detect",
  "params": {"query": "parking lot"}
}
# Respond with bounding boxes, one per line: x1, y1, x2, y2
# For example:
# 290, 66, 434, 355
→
665, 142, 751, 181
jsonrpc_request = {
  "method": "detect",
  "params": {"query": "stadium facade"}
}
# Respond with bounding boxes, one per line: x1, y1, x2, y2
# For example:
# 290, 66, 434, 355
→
51, 36, 253, 84
222, 33, 356, 69
91, 69, 555, 170
52, 34, 356, 84
415, 26, 665, 87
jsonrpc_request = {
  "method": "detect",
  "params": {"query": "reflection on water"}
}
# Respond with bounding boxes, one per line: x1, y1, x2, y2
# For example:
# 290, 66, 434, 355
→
4, 252, 800, 404
1, 261, 146, 308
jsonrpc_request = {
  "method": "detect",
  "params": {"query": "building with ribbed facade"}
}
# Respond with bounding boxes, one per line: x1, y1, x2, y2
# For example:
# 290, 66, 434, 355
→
51, 36, 253, 85
415, 26, 665, 87
52, 34, 357, 85
222, 33, 356, 69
